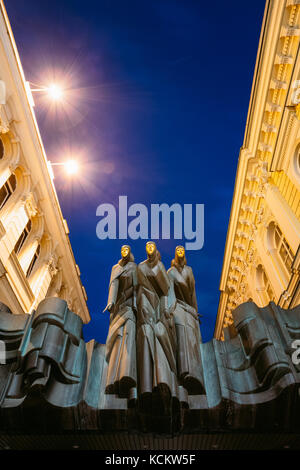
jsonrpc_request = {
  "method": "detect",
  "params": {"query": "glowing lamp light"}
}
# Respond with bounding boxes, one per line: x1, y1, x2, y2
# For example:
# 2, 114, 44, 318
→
47, 84, 63, 101
64, 160, 79, 175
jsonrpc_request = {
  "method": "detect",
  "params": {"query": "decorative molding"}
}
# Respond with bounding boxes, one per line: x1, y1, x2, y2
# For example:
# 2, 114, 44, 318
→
280, 25, 300, 38
20, 193, 38, 219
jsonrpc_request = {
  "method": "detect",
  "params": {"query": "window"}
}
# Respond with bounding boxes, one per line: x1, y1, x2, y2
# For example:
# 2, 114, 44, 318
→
14, 220, 32, 255
263, 270, 275, 302
274, 224, 294, 273
0, 174, 16, 210
293, 143, 300, 181
267, 222, 294, 275
256, 264, 275, 302
0, 138, 4, 160
26, 244, 40, 278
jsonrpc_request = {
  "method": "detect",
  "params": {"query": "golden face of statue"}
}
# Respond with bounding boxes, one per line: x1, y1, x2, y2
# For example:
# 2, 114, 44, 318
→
121, 246, 130, 258
146, 242, 156, 255
176, 246, 185, 258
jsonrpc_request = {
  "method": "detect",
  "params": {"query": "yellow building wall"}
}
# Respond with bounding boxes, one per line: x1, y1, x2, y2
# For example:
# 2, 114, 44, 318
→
0, 1, 90, 322
215, 0, 300, 340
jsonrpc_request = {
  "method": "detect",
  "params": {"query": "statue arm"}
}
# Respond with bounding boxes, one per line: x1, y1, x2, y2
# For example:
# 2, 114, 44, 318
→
167, 273, 176, 313
190, 270, 198, 312
103, 278, 119, 313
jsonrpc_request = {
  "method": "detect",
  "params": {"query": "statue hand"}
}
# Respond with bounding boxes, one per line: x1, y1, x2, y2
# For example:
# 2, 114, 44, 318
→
103, 302, 114, 313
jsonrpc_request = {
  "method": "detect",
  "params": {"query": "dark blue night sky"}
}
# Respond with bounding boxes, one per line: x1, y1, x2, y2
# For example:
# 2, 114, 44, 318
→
6, 0, 265, 343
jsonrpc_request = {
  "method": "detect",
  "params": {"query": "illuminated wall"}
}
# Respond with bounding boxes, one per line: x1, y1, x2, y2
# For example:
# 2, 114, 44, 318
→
0, 1, 89, 322
215, 0, 300, 340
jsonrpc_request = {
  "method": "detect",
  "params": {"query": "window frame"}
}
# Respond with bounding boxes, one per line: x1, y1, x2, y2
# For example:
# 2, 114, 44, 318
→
26, 244, 40, 278
0, 173, 16, 210
14, 220, 32, 255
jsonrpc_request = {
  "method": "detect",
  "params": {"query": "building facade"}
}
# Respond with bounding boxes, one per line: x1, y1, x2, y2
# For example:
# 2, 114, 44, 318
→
215, 0, 300, 340
0, 1, 90, 322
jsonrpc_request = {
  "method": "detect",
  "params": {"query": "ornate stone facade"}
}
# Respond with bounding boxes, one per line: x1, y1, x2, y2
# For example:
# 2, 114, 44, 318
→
0, 2, 89, 322
216, 0, 300, 340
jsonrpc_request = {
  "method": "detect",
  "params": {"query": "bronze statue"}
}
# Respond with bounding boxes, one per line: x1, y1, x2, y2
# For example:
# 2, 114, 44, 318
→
167, 246, 204, 394
103, 245, 137, 398
137, 241, 179, 413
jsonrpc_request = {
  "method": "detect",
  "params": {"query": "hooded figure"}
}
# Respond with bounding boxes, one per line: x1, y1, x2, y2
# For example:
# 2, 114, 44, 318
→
137, 241, 179, 414
167, 246, 204, 395
103, 245, 137, 398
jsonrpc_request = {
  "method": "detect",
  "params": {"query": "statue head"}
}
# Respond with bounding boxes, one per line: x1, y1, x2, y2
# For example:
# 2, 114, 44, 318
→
145, 241, 161, 264
119, 245, 134, 265
171, 245, 187, 269
121, 245, 130, 259
146, 241, 156, 256
175, 245, 185, 259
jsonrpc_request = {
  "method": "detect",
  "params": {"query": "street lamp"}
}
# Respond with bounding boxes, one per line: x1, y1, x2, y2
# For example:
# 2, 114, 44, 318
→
47, 84, 63, 101
48, 160, 80, 177
27, 82, 65, 104
25, 82, 80, 180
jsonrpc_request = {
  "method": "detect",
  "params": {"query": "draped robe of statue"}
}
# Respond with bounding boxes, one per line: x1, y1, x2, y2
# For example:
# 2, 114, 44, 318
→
105, 251, 137, 398
137, 249, 180, 413
167, 255, 204, 394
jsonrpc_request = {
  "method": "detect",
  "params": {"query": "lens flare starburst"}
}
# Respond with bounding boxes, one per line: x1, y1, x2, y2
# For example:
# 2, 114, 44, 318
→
64, 159, 79, 175
47, 84, 63, 101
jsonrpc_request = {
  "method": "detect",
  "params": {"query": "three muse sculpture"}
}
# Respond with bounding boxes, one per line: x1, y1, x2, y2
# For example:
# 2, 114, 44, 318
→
103, 242, 204, 413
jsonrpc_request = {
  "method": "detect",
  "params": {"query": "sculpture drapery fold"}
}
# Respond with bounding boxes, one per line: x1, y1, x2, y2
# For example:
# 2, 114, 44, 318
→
0, 295, 299, 436
168, 245, 205, 394
104, 245, 137, 398
136, 242, 179, 413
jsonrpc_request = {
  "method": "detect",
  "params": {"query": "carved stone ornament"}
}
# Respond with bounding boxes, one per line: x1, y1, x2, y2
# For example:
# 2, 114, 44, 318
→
0, 122, 9, 134
24, 193, 38, 218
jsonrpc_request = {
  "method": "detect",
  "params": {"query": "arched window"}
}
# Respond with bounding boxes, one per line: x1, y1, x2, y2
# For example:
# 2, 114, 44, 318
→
256, 264, 275, 303
14, 220, 32, 255
293, 143, 300, 182
267, 222, 294, 274
0, 173, 16, 210
0, 138, 4, 160
274, 224, 294, 273
26, 244, 40, 278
